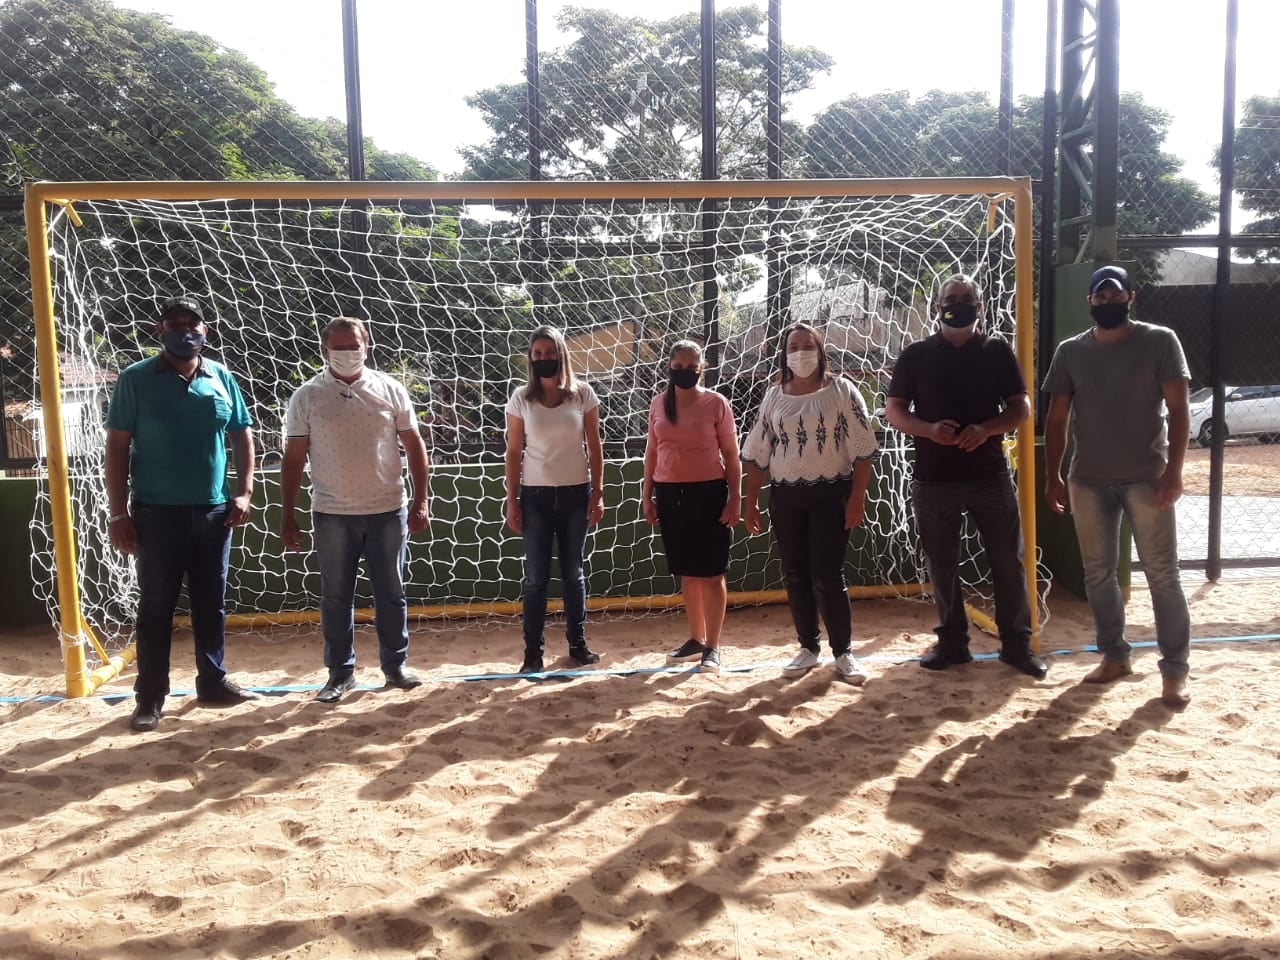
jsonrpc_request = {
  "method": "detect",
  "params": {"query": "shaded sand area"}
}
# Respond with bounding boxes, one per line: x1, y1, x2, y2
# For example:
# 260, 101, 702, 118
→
2, 578, 1279, 959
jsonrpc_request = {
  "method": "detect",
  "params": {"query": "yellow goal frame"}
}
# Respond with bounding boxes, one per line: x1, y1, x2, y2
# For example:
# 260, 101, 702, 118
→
25, 176, 1037, 696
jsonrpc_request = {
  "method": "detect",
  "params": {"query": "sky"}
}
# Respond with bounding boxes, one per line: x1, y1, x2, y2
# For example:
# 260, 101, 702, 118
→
130, 0, 1278, 223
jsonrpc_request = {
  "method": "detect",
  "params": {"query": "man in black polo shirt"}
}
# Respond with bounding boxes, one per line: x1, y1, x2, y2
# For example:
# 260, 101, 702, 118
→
885, 274, 1046, 679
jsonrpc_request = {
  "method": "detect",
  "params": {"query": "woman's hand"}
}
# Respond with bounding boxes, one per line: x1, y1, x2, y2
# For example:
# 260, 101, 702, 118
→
505, 500, 523, 534
720, 497, 740, 528
844, 495, 866, 530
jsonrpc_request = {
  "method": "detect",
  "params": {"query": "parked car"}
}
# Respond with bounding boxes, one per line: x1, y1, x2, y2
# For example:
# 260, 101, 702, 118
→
1188, 385, 1280, 447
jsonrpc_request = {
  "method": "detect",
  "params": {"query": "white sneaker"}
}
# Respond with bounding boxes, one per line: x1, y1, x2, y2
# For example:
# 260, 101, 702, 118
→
833, 653, 868, 685
782, 648, 821, 678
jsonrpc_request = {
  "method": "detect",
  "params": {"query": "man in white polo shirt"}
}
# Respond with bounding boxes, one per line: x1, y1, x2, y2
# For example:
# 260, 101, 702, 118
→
280, 317, 430, 703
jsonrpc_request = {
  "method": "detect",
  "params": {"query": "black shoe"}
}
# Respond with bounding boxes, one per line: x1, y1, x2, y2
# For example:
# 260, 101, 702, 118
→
699, 647, 721, 673
666, 638, 707, 663
316, 674, 356, 704
920, 643, 974, 671
196, 678, 262, 704
129, 701, 162, 732
568, 645, 601, 666
383, 666, 422, 689
999, 648, 1049, 680
519, 653, 544, 676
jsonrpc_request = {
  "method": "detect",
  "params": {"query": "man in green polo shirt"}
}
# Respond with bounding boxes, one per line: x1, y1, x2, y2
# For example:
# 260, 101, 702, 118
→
105, 296, 260, 732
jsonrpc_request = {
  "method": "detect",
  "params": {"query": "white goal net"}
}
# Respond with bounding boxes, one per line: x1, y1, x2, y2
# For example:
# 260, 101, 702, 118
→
25, 179, 1045, 674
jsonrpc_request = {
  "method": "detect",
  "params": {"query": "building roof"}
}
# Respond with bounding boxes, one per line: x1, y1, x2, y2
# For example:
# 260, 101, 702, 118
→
4, 355, 115, 418
3, 400, 35, 419
57, 355, 118, 387
1160, 249, 1280, 285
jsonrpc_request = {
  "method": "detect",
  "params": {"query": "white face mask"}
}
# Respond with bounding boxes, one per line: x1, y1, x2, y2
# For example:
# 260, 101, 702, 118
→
327, 347, 366, 378
787, 349, 819, 379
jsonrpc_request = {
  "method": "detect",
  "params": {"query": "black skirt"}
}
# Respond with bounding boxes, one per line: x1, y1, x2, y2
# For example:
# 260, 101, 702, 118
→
654, 478, 731, 577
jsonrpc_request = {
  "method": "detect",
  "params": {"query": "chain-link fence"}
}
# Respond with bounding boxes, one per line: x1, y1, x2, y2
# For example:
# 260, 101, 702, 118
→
0, 0, 1044, 468
2, 0, 1277, 579
1116, 0, 1280, 576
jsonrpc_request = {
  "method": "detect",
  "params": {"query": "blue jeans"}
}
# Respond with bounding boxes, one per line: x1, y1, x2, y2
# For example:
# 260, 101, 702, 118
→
520, 483, 590, 654
768, 479, 853, 656
131, 502, 232, 704
312, 509, 410, 678
912, 476, 1032, 652
1068, 479, 1190, 678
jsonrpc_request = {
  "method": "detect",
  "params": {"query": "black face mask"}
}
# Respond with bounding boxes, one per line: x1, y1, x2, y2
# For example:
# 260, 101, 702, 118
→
161, 328, 206, 358
939, 302, 978, 328
669, 368, 699, 390
1091, 302, 1130, 329
531, 358, 561, 379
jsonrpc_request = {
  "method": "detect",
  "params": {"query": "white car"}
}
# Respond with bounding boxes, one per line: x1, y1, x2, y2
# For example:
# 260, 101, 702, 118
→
1188, 385, 1280, 447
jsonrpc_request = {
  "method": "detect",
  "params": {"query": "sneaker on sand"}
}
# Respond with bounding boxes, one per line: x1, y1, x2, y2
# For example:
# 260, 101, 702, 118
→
667, 638, 707, 663
782, 648, 821, 678
699, 647, 721, 673
833, 652, 868, 685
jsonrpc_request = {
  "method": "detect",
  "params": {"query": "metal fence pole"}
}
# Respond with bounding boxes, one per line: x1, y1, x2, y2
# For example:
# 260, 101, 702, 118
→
341, 0, 366, 182
998, 0, 1015, 177
340, 0, 374, 335
1207, 0, 1239, 582
525, 0, 546, 311
765, 0, 789, 356
700, 0, 720, 385
1036, 0, 1059, 425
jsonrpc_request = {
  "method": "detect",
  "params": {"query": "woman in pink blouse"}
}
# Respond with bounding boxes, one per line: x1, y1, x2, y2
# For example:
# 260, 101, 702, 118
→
742, 323, 879, 683
642, 340, 741, 672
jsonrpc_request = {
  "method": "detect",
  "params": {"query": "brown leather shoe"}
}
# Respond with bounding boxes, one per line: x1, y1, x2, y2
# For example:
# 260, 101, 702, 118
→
1161, 675, 1191, 708
1082, 660, 1133, 684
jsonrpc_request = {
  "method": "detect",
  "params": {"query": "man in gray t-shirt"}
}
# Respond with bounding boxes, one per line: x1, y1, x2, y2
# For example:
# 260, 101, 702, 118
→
1043, 265, 1192, 708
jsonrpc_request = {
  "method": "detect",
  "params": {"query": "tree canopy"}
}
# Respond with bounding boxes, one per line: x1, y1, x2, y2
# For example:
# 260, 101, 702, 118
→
0, 0, 540, 459
805, 88, 1214, 240
1224, 93, 1280, 262
0, 0, 1250, 460
0, 0, 435, 184
462, 5, 833, 181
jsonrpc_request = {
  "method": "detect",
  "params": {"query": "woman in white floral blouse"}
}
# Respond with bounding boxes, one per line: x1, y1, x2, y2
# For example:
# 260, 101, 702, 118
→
742, 322, 879, 683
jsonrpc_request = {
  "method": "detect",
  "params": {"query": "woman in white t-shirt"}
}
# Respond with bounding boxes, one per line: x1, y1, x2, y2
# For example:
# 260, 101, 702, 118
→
504, 325, 605, 675
742, 322, 879, 684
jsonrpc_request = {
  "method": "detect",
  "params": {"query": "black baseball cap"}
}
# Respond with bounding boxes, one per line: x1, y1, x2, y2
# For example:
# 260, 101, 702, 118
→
1088, 265, 1131, 296
159, 297, 207, 323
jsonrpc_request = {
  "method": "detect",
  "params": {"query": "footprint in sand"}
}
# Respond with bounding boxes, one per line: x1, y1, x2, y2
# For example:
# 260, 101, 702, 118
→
1219, 712, 1248, 729
368, 781, 416, 802
723, 717, 770, 746
207, 796, 267, 817
664, 882, 723, 923
125, 891, 182, 917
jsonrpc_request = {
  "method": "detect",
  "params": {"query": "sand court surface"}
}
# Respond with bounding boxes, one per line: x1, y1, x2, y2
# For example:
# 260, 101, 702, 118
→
2, 580, 1279, 959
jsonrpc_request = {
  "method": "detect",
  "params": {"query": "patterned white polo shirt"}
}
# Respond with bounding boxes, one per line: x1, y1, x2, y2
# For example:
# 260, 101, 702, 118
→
284, 366, 417, 515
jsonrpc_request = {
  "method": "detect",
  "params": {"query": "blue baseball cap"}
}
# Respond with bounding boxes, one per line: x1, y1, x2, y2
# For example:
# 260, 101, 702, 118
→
1088, 265, 1131, 296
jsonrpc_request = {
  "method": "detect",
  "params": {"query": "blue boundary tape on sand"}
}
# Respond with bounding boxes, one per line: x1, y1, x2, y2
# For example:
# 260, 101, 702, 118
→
2, 633, 1278, 704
